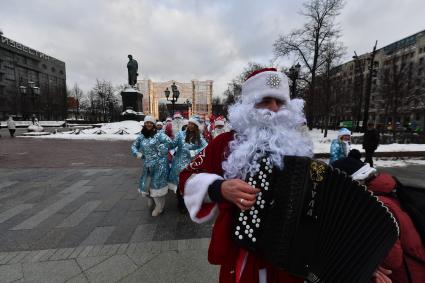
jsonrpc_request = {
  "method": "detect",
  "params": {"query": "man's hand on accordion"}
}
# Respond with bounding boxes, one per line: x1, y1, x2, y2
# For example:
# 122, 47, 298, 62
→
221, 179, 260, 210
371, 266, 392, 283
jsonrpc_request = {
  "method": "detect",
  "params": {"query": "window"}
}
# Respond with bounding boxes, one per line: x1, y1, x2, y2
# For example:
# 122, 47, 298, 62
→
51, 67, 56, 73
420, 57, 424, 64
42, 64, 47, 69
59, 70, 64, 75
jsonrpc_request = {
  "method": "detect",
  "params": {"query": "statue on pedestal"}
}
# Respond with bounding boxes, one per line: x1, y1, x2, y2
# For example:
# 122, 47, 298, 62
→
127, 54, 139, 86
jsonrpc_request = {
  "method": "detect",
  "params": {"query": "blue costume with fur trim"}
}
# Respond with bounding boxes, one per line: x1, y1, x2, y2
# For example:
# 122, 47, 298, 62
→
131, 131, 172, 197
168, 130, 208, 191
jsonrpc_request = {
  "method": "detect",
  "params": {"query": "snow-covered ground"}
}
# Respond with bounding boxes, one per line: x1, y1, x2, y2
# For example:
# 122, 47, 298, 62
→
26, 122, 425, 162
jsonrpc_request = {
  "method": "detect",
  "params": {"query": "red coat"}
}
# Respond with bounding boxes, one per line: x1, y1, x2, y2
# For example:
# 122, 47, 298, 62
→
368, 173, 425, 283
179, 132, 302, 283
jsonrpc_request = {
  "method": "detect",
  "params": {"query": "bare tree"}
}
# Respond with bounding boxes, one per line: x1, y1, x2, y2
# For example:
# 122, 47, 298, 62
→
92, 79, 116, 122
69, 83, 84, 116
378, 60, 412, 138
320, 41, 346, 137
274, 0, 345, 128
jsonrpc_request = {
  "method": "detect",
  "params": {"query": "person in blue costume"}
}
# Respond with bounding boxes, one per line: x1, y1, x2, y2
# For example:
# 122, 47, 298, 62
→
168, 115, 208, 212
131, 115, 173, 216
329, 127, 351, 164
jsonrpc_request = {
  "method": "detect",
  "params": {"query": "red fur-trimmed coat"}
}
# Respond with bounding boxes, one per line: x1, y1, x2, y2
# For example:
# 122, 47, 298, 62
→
368, 173, 425, 283
179, 132, 302, 283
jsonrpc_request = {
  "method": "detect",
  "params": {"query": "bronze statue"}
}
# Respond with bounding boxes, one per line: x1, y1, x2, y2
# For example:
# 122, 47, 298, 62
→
127, 55, 139, 86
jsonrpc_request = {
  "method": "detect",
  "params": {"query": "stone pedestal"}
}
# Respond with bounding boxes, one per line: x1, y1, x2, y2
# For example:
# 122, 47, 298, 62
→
120, 86, 144, 121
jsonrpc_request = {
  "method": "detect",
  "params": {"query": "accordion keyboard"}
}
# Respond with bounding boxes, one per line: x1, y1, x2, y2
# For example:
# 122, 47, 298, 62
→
234, 155, 274, 250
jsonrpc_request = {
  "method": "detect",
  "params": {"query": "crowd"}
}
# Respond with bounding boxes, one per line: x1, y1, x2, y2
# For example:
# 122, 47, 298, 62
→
130, 68, 424, 282
131, 112, 230, 216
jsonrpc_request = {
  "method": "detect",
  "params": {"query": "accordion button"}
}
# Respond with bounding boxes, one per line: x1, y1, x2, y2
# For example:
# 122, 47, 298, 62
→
250, 206, 255, 210
260, 205, 264, 209
261, 200, 265, 204
239, 217, 242, 221
253, 215, 257, 219
248, 182, 252, 185
239, 235, 243, 240
240, 212, 244, 216
265, 166, 269, 170
249, 177, 253, 181
268, 170, 272, 173
248, 234, 252, 238
260, 183, 264, 188
256, 224, 260, 228
253, 181, 256, 185
252, 220, 256, 224
259, 192, 262, 196
262, 158, 266, 162
244, 216, 247, 220
249, 229, 253, 233
246, 224, 250, 229
266, 182, 269, 186
249, 211, 253, 215
243, 221, 246, 225
257, 219, 261, 223
254, 210, 258, 214
256, 201, 260, 205
236, 226, 240, 230
235, 231, 239, 235
252, 237, 257, 242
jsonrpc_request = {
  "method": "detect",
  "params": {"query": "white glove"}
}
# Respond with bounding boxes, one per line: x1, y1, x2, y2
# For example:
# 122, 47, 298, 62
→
136, 152, 143, 159
189, 150, 196, 158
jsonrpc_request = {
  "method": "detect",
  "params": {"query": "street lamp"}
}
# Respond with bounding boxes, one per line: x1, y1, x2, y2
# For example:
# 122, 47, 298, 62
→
164, 82, 180, 116
19, 81, 40, 120
288, 63, 301, 98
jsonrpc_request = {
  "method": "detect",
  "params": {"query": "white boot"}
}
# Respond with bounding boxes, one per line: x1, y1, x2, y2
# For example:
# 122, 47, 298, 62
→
152, 196, 165, 217
146, 197, 154, 210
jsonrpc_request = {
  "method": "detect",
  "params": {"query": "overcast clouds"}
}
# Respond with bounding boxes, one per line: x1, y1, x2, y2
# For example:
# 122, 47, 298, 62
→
1, 0, 424, 97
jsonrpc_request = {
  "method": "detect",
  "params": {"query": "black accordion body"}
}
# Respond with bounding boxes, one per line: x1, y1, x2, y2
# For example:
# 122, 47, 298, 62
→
233, 156, 399, 283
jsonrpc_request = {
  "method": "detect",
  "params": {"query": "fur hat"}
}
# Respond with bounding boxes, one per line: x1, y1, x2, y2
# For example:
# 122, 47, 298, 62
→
144, 115, 156, 124
166, 117, 172, 122
331, 157, 377, 181
173, 112, 183, 119
241, 68, 290, 105
156, 121, 163, 126
338, 128, 351, 137
188, 116, 201, 128
215, 116, 225, 126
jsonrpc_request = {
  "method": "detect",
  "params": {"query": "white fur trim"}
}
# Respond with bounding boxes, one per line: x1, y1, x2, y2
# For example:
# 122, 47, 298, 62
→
188, 118, 201, 129
168, 182, 177, 193
150, 186, 169, 197
215, 120, 225, 126
338, 128, 351, 137
241, 71, 290, 104
144, 115, 156, 124
184, 173, 223, 223
351, 164, 377, 181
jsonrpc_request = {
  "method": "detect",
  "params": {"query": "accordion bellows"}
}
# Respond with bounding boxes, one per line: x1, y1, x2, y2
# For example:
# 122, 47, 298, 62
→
233, 156, 399, 283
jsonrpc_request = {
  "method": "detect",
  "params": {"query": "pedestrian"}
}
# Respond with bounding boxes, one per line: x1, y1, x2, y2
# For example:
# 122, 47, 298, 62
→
363, 122, 380, 167
332, 157, 425, 283
131, 115, 172, 216
168, 115, 207, 213
156, 121, 163, 131
178, 68, 315, 282
329, 127, 351, 163
211, 116, 228, 139
7, 116, 16, 138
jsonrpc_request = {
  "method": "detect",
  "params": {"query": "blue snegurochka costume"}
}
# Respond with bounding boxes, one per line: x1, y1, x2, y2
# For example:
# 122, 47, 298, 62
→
168, 126, 208, 192
329, 127, 351, 164
131, 129, 172, 198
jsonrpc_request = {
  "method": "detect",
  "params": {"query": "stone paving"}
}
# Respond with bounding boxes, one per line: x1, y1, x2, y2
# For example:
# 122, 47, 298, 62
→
0, 168, 217, 282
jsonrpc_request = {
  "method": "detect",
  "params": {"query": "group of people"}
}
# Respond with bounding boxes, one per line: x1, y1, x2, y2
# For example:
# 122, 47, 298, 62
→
330, 122, 380, 166
131, 112, 230, 216
176, 68, 424, 282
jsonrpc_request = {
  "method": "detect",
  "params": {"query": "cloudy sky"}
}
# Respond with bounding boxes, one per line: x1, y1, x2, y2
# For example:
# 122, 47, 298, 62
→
1, 0, 424, 97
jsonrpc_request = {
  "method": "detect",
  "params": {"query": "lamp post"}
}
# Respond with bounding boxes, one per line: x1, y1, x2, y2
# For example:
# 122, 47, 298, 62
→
19, 81, 40, 120
362, 40, 378, 132
352, 52, 365, 132
185, 98, 192, 117
288, 63, 301, 99
164, 82, 180, 116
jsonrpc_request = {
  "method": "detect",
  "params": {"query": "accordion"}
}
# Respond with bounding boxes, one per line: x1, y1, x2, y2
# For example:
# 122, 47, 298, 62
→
233, 156, 399, 283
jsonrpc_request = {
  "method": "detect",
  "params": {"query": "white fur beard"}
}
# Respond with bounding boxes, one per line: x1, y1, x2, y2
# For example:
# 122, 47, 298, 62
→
172, 119, 185, 135
222, 99, 314, 180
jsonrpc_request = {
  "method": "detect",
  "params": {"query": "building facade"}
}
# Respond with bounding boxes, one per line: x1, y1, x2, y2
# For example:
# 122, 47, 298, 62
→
0, 32, 67, 120
136, 79, 213, 120
313, 30, 425, 131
